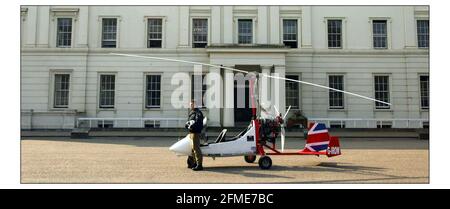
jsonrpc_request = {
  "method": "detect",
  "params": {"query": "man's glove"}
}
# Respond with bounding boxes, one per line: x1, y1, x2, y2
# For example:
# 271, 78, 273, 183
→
185, 120, 195, 130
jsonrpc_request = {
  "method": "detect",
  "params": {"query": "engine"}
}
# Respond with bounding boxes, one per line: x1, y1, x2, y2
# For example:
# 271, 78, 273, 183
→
258, 115, 283, 144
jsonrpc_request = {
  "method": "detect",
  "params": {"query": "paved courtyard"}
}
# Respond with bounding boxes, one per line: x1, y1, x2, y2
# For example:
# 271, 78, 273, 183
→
21, 137, 428, 184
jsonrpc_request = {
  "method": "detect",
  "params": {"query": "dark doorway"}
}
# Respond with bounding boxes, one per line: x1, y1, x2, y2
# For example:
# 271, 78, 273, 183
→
233, 65, 260, 126
234, 79, 251, 124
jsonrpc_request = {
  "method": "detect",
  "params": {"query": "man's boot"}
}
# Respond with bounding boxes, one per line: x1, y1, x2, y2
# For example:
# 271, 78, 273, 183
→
187, 156, 196, 169
192, 164, 203, 171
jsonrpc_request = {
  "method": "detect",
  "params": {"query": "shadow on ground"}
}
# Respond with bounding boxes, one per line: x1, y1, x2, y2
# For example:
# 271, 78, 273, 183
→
21, 136, 429, 150
201, 162, 428, 184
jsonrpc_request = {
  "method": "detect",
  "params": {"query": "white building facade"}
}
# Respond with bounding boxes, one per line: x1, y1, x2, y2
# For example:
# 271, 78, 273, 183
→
20, 6, 429, 129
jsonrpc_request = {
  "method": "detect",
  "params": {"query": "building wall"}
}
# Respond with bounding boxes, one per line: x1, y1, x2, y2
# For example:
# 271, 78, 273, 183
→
20, 6, 429, 129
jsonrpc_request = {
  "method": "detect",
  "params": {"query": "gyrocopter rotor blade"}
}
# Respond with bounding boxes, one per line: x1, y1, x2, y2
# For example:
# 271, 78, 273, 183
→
109, 53, 391, 106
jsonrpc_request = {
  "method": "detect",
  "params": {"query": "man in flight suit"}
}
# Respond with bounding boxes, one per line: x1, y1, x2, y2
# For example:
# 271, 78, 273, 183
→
186, 100, 204, 171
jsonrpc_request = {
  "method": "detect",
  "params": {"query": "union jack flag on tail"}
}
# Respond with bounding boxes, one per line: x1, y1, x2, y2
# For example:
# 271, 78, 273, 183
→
299, 122, 341, 157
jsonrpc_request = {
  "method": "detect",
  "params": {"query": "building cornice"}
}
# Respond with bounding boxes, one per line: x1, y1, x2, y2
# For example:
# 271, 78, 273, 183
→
50, 8, 80, 21
233, 8, 258, 15
280, 9, 302, 15
189, 8, 211, 15
286, 49, 429, 56
206, 44, 290, 53
21, 48, 89, 54
20, 48, 211, 56
20, 47, 428, 57
414, 10, 429, 18
206, 48, 291, 53
50, 8, 79, 13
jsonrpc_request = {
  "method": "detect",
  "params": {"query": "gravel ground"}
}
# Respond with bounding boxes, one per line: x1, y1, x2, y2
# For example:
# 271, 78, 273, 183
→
21, 137, 429, 184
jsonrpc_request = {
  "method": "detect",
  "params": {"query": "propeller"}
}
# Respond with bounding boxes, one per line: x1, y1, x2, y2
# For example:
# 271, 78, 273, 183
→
280, 105, 292, 152
273, 105, 280, 116
273, 105, 291, 152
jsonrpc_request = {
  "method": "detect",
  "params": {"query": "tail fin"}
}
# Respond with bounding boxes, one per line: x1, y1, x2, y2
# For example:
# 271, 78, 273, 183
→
326, 136, 341, 157
300, 122, 341, 157
303, 122, 330, 152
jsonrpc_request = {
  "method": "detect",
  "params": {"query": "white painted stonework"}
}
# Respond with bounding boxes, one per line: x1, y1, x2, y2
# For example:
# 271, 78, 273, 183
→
20, 6, 429, 129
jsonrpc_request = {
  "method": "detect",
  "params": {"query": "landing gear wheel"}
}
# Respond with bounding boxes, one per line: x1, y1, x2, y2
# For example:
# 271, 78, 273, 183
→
258, 156, 272, 169
187, 156, 196, 168
244, 155, 256, 163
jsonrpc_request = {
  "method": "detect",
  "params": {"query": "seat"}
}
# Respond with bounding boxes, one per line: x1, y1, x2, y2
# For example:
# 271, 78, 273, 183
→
215, 129, 227, 143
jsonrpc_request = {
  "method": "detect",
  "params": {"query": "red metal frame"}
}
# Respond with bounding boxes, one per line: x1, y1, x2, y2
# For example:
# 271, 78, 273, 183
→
249, 78, 257, 119
254, 120, 265, 155
249, 75, 332, 157
259, 139, 326, 156
250, 79, 266, 156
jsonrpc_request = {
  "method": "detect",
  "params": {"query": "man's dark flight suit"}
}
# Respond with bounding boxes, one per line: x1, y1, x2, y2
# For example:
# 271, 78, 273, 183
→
187, 108, 204, 167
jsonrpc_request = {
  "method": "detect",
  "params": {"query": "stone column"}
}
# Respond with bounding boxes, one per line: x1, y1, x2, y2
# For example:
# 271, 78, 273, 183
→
301, 6, 312, 48
223, 6, 233, 44
211, 6, 222, 44
25, 6, 37, 47
259, 65, 272, 111
273, 65, 286, 115
269, 6, 280, 44
76, 6, 89, 48
36, 6, 50, 48
222, 68, 234, 127
257, 6, 268, 44
403, 6, 416, 49
178, 6, 190, 47
21, 8, 27, 47
206, 67, 222, 127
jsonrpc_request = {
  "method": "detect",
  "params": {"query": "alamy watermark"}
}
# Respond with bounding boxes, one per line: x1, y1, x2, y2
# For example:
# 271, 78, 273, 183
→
170, 65, 284, 109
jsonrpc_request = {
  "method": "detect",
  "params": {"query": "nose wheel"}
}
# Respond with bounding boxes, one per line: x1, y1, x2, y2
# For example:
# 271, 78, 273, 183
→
258, 156, 272, 169
244, 155, 256, 163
